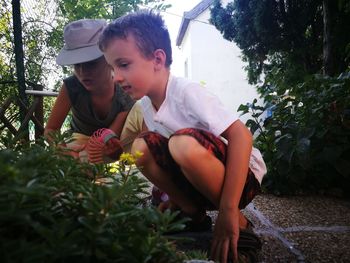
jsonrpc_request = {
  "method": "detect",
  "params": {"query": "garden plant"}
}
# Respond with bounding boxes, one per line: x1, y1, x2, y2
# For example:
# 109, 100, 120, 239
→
238, 73, 350, 196
0, 133, 207, 263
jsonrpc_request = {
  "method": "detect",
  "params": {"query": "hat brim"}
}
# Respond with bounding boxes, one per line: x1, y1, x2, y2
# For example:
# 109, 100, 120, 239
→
56, 44, 103, 66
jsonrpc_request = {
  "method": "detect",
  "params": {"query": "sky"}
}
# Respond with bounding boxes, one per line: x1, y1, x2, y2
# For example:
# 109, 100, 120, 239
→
160, 0, 203, 75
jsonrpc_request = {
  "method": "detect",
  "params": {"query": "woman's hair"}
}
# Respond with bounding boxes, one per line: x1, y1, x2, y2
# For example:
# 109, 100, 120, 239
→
99, 10, 172, 67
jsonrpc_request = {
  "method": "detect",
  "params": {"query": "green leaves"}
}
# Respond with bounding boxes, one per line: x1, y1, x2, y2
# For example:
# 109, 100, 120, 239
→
0, 140, 184, 262
238, 73, 350, 196
0, 0, 170, 128
211, 0, 350, 196
210, 0, 350, 94
58, 0, 170, 21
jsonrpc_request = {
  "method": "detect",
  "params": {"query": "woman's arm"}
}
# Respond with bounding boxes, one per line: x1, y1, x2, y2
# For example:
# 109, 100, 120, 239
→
44, 84, 72, 140
108, 111, 129, 138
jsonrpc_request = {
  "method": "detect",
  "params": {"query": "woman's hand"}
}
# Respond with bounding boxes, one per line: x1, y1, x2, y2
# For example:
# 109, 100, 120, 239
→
57, 142, 83, 159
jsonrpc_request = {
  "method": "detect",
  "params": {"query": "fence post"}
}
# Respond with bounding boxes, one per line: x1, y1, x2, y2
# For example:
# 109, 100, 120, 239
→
33, 85, 44, 139
12, 0, 28, 140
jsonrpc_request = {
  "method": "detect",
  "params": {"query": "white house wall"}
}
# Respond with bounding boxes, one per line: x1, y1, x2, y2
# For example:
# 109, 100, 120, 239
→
176, 25, 192, 78
176, 2, 264, 122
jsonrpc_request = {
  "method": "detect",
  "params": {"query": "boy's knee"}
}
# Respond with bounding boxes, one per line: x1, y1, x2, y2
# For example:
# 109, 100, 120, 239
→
169, 135, 198, 162
131, 137, 146, 152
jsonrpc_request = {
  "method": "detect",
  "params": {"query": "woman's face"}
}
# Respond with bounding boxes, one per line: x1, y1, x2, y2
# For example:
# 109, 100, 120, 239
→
73, 56, 112, 90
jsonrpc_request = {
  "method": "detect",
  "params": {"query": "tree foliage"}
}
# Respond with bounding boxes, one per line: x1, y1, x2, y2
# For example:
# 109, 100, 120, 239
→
210, 0, 350, 92
0, 0, 169, 136
58, 0, 170, 21
0, 0, 170, 96
239, 73, 350, 196
210, 0, 350, 195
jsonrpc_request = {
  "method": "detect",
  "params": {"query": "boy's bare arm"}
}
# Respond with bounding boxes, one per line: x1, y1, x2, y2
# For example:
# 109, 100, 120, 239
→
141, 120, 148, 132
211, 120, 253, 263
221, 119, 252, 213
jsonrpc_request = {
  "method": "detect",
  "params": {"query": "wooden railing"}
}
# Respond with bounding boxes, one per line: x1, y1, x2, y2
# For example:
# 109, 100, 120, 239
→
0, 90, 58, 141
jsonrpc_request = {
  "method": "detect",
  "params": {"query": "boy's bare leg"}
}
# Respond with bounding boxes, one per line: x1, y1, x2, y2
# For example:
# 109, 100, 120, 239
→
168, 135, 250, 229
131, 138, 202, 217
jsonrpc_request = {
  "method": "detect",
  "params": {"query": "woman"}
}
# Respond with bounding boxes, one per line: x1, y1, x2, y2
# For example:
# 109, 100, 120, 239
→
45, 19, 141, 161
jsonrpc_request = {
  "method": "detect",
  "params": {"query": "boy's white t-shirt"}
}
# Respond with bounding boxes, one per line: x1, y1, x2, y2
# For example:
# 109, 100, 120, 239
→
140, 74, 267, 184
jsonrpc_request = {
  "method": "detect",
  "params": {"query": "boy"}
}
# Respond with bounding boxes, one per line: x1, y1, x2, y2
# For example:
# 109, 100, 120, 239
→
99, 10, 266, 262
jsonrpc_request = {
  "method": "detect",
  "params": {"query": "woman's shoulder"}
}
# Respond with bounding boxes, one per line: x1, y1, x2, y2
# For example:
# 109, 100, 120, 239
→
63, 75, 86, 104
113, 85, 135, 109
63, 75, 84, 90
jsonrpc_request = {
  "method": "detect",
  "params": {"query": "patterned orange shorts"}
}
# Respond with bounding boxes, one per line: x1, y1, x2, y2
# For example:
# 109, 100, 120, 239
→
138, 128, 260, 210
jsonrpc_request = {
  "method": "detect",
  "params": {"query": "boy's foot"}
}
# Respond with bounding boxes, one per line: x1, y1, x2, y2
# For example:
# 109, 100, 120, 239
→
166, 213, 212, 234
240, 212, 254, 230
184, 214, 212, 232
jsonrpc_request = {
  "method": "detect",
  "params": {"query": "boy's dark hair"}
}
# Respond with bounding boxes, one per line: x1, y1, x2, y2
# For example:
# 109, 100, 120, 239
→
99, 10, 173, 67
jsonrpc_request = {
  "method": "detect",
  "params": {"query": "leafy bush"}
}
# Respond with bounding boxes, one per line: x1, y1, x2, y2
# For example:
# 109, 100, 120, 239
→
0, 138, 189, 263
239, 72, 350, 196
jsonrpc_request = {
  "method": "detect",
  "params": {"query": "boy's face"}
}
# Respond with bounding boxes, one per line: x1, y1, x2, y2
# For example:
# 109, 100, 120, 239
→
104, 35, 156, 100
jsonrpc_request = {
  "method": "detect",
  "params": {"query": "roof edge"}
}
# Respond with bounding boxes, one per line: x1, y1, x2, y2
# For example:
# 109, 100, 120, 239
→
175, 0, 214, 47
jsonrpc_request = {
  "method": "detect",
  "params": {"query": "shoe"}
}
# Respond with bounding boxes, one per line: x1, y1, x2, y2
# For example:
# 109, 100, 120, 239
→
227, 230, 262, 263
167, 214, 212, 234
184, 214, 212, 232
242, 218, 254, 232
238, 229, 262, 250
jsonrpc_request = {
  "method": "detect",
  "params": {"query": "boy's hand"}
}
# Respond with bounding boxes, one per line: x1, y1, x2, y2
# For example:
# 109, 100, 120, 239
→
210, 207, 240, 263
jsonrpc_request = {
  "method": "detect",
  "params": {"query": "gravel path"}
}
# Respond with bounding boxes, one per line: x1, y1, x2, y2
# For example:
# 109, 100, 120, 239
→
250, 194, 350, 263
177, 194, 350, 263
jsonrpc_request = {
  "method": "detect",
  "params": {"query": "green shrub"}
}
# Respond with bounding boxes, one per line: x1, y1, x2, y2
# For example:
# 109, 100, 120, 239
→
0, 138, 188, 263
240, 72, 350, 196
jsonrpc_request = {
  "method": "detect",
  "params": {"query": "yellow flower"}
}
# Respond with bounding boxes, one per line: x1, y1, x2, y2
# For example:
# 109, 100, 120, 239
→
119, 152, 136, 165
108, 162, 120, 173
134, 150, 144, 159
119, 151, 144, 165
